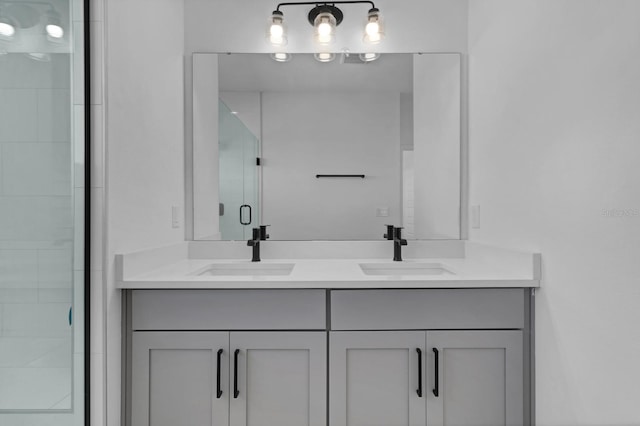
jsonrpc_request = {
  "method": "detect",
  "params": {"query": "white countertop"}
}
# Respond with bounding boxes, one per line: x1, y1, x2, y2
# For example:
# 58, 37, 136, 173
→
116, 241, 541, 289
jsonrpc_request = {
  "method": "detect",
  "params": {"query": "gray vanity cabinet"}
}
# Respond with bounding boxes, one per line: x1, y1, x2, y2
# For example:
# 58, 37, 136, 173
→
229, 332, 327, 426
131, 331, 326, 426
329, 289, 528, 426
131, 332, 230, 426
127, 288, 532, 426
329, 330, 523, 426
128, 290, 329, 426
425, 330, 523, 426
329, 331, 427, 426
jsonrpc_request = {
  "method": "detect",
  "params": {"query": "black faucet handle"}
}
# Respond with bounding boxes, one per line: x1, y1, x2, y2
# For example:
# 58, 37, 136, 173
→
259, 225, 270, 240
384, 224, 395, 240
394, 227, 408, 245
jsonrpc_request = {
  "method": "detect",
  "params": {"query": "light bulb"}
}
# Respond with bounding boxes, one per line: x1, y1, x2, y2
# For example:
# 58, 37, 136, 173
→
365, 21, 379, 36
46, 24, 64, 39
0, 22, 15, 38
317, 20, 332, 36
314, 12, 336, 45
270, 23, 283, 37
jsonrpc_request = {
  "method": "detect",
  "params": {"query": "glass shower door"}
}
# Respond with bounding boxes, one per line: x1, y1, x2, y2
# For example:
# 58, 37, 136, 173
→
218, 100, 259, 240
0, 0, 85, 424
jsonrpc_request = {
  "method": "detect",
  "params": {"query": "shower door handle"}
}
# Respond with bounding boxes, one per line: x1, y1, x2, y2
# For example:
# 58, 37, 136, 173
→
239, 205, 252, 225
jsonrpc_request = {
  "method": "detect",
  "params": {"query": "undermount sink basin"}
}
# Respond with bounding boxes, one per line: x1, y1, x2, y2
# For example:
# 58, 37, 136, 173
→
194, 263, 295, 277
359, 262, 453, 276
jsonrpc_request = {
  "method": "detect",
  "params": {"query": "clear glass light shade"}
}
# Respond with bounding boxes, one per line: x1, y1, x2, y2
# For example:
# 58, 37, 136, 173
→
270, 52, 292, 62
363, 9, 384, 44
44, 9, 64, 40
314, 12, 336, 45
267, 12, 287, 46
359, 52, 380, 62
314, 52, 335, 62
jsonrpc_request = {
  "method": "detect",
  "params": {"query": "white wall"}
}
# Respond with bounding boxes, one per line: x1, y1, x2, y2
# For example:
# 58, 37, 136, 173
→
467, 1, 640, 425
105, 1, 185, 425
262, 91, 401, 240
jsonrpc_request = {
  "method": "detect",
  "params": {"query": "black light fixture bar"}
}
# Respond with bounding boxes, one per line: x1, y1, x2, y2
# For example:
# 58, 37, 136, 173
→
275, 1, 376, 13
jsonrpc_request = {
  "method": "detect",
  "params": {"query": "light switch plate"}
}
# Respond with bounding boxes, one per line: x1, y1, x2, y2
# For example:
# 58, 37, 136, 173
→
171, 206, 180, 228
376, 207, 389, 217
471, 205, 480, 229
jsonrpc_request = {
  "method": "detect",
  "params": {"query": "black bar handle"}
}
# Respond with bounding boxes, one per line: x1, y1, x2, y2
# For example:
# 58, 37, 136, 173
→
233, 349, 240, 398
432, 348, 439, 397
239, 205, 252, 225
384, 224, 395, 240
316, 174, 365, 178
216, 349, 223, 398
416, 348, 423, 397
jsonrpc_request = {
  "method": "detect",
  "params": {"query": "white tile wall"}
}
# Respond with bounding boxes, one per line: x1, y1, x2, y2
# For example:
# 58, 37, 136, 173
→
38, 249, 74, 288
0, 197, 72, 241
0, 89, 39, 142
37, 89, 72, 142
0, 54, 70, 90
2, 303, 71, 337
0, 250, 38, 285
1, 143, 71, 196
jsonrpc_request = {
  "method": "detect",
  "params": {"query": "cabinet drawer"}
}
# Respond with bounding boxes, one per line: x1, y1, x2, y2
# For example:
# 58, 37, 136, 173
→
331, 289, 525, 330
131, 289, 326, 330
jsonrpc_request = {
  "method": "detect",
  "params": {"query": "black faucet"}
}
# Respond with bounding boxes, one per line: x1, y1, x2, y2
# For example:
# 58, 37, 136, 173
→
247, 225, 270, 262
384, 225, 408, 261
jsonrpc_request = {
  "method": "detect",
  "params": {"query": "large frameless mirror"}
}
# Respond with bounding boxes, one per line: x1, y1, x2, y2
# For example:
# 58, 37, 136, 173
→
191, 52, 461, 241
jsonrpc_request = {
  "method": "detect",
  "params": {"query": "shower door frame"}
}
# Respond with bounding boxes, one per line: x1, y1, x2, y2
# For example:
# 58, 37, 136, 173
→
83, 0, 91, 424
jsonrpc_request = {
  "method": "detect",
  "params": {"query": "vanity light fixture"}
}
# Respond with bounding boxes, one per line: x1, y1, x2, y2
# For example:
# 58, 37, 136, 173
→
267, 1, 384, 47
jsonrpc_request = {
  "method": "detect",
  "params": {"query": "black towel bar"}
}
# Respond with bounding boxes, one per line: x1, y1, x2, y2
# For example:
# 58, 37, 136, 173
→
316, 174, 365, 178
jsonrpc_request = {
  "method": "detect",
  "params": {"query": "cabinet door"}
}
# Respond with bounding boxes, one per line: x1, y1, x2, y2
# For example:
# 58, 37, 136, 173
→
426, 330, 523, 426
131, 332, 229, 426
229, 332, 326, 426
330, 331, 426, 426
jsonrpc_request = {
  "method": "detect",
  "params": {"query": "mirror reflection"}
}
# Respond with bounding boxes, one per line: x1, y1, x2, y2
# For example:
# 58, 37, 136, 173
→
192, 53, 461, 241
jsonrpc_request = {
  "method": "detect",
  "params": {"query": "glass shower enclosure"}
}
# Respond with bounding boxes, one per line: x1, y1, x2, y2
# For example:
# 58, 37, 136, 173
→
218, 100, 260, 240
0, 0, 86, 425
